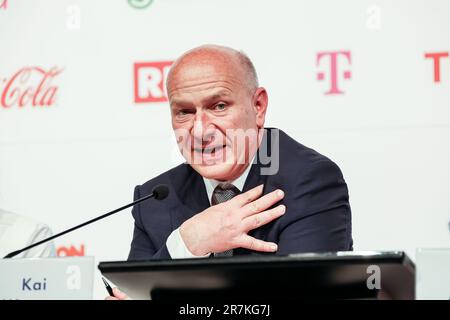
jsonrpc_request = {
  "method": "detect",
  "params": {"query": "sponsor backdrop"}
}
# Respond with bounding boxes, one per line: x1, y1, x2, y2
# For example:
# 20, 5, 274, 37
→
1, 0, 449, 298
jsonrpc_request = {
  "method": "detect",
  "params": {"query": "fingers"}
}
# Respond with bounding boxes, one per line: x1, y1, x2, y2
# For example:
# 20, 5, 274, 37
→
112, 287, 129, 300
241, 189, 284, 217
239, 235, 278, 252
233, 184, 264, 206
242, 204, 286, 231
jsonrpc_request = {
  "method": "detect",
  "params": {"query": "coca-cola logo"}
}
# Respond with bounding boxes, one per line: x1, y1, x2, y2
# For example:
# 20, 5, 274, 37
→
0, 0, 7, 10
0, 66, 63, 109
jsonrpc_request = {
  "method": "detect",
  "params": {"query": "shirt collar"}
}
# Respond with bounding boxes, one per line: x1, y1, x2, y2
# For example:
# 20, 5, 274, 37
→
203, 162, 253, 205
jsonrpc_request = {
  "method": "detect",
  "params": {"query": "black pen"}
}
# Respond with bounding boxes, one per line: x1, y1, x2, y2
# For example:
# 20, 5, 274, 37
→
102, 277, 115, 297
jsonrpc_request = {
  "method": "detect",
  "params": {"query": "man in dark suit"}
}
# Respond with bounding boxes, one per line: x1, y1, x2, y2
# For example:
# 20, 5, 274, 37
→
128, 44, 352, 261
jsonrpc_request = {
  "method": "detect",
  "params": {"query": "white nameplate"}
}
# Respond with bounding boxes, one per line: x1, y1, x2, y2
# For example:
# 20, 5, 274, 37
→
0, 257, 94, 300
416, 248, 450, 300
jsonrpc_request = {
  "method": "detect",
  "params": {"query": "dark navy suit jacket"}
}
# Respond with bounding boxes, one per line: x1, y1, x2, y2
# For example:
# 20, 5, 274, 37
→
128, 128, 352, 260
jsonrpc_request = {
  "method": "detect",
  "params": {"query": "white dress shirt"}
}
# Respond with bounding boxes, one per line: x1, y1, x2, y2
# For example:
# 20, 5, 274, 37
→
0, 209, 56, 258
166, 163, 253, 259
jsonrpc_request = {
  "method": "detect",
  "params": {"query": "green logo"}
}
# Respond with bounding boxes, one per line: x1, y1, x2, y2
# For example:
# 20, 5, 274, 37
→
128, 0, 153, 9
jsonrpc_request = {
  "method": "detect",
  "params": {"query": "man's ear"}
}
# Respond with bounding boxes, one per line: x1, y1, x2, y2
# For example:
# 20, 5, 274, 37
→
252, 87, 268, 128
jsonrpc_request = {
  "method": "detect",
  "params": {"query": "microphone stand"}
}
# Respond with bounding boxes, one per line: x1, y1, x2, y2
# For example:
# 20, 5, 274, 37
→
4, 192, 158, 258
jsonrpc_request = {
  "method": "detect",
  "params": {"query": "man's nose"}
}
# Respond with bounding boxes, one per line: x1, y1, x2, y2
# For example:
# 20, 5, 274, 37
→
192, 113, 215, 144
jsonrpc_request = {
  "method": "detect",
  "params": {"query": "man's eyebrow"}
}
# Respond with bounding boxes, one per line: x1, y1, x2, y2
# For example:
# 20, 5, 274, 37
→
201, 90, 232, 104
170, 99, 191, 108
169, 96, 196, 108
170, 90, 232, 107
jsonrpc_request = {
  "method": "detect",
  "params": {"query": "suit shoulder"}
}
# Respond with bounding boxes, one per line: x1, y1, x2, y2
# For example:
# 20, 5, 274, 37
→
275, 128, 343, 178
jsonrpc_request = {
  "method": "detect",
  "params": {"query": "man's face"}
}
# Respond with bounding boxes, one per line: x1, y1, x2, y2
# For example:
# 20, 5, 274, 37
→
168, 60, 267, 181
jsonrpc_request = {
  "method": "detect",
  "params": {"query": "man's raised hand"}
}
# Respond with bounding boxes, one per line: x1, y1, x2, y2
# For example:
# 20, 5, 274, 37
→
179, 184, 285, 256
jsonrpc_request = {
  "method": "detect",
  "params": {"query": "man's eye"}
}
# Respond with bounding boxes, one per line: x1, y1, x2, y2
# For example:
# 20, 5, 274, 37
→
214, 103, 227, 111
176, 109, 191, 117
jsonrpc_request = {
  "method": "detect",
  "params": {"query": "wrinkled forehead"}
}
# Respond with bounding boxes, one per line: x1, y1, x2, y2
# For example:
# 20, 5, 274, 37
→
167, 61, 248, 100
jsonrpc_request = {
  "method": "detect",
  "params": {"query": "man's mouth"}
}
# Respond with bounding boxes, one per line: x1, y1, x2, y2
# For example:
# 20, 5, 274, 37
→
193, 145, 225, 154
191, 145, 226, 163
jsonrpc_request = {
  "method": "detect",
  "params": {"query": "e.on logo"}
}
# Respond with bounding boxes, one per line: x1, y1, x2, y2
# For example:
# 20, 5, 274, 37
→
134, 61, 173, 103
57, 244, 85, 257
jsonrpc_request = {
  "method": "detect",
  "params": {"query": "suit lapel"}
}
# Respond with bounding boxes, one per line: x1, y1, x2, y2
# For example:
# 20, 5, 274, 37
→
182, 170, 210, 215
242, 128, 272, 194
236, 128, 278, 256
170, 164, 210, 228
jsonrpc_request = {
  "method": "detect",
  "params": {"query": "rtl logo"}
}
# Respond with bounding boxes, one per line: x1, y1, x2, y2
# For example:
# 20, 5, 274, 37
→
424, 51, 449, 83
134, 61, 173, 103
316, 51, 352, 95
57, 244, 85, 257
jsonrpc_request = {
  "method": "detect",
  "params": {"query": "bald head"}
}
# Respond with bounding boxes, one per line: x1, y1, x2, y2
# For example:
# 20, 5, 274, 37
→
166, 44, 259, 96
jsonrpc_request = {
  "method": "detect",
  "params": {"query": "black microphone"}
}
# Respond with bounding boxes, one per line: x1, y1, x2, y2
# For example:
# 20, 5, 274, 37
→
3, 184, 169, 259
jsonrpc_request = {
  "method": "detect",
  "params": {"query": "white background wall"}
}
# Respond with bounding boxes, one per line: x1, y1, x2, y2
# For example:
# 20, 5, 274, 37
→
1, 0, 449, 299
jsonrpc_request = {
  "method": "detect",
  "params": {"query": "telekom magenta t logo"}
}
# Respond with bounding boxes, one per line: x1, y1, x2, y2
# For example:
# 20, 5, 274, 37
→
316, 51, 352, 95
424, 52, 449, 83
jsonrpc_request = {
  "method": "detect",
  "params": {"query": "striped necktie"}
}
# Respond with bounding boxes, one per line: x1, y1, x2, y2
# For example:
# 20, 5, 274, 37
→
211, 183, 240, 257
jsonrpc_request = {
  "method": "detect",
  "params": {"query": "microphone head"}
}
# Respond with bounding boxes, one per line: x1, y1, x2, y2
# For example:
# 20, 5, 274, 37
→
152, 184, 169, 200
